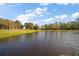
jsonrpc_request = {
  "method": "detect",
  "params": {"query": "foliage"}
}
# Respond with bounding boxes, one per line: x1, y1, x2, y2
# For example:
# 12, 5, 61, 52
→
0, 17, 79, 30
41, 18, 79, 30
14, 20, 22, 29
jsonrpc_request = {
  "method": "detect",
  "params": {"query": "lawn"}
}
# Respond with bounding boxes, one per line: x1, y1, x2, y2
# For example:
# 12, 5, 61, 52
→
0, 29, 41, 39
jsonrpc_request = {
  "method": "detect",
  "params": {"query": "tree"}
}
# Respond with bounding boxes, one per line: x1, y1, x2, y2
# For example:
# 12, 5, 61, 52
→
41, 24, 49, 30
70, 18, 79, 30
33, 24, 39, 30
4, 19, 12, 29
76, 18, 79, 21
14, 20, 22, 29
24, 23, 34, 30
0, 18, 13, 29
48, 24, 54, 30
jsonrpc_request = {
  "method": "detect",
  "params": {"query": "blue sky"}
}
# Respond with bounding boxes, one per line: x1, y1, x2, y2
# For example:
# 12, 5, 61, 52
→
0, 3, 79, 25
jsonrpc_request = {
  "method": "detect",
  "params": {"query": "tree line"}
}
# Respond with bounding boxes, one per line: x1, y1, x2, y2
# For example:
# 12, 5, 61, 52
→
0, 18, 79, 30
41, 18, 79, 30
0, 18, 23, 29
0, 18, 39, 30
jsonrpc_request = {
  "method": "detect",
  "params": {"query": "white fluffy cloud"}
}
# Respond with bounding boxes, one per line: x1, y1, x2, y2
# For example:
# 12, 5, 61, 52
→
43, 18, 55, 22
40, 3, 49, 6
15, 7, 48, 24
55, 12, 79, 20
71, 12, 79, 18
57, 3, 69, 5
55, 14, 68, 19
71, 3, 78, 6
16, 14, 33, 24
54, 12, 79, 22
34, 7, 47, 16
25, 10, 32, 13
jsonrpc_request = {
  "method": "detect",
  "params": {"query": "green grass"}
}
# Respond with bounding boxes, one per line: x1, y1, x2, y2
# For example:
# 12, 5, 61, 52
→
0, 29, 41, 39
0, 29, 79, 39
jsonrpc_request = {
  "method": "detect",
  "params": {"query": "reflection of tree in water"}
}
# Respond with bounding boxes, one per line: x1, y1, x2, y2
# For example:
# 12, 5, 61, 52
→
0, 48, 7, 56
55, 31, 61, 45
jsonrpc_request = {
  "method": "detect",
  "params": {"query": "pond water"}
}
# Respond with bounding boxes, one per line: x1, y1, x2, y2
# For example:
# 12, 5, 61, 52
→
0, 31, 79, 56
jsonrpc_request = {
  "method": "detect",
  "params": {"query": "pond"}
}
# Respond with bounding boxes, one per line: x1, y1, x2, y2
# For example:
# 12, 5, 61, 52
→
0, 31, 79, 56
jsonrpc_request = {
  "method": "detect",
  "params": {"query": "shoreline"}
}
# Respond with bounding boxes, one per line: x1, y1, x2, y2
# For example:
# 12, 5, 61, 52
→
0, 29, 79, 39
0, 30, 42, 39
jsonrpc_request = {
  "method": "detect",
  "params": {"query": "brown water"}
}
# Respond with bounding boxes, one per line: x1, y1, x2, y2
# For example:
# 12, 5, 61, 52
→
0, 31, 79, 56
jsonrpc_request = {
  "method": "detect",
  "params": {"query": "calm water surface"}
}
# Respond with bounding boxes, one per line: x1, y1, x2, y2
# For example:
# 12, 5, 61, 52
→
0, 31, 79, 56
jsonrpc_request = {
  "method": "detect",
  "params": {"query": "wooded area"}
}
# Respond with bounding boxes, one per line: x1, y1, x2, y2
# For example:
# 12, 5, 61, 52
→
0, 18, 79, 30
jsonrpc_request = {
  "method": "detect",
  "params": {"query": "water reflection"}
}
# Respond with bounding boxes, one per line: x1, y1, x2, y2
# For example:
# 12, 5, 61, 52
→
0, 31, 79, 55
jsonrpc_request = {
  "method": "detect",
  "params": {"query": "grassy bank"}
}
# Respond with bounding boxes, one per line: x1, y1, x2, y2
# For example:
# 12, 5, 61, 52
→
0, 29, 79, 39
0, 29, 41, 39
